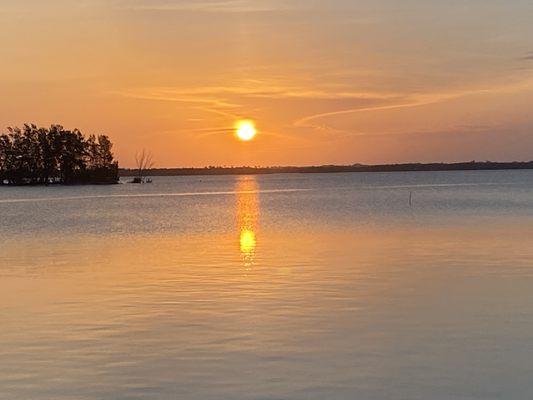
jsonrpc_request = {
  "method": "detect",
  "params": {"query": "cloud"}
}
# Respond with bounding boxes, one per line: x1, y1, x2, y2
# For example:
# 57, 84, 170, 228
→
111, 83, 400, 123
521, 51, 533, 61
294, 76, 533, 134
112, 0, 286, 13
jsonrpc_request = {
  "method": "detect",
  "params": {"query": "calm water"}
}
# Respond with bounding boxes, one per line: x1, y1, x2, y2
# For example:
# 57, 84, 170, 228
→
2, 171, 533, 399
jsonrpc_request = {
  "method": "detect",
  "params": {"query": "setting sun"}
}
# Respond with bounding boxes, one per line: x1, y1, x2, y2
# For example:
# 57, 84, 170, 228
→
235, 120, 257, 141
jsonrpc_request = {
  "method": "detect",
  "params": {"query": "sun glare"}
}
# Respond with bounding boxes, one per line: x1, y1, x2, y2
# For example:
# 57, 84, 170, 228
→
235, 120, 257, 141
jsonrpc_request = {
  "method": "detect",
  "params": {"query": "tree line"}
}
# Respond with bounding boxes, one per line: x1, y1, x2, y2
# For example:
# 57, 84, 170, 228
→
0, 124, 119, 185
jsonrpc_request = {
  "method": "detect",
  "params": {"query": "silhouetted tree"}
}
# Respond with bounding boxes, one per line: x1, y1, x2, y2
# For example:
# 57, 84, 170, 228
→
0, 133, 11, 184
98, 135, 114, 168
0, 124, 119, 185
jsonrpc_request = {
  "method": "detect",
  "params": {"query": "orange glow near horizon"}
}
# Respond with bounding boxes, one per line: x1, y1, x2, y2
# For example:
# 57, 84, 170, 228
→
2, 2, 533, 167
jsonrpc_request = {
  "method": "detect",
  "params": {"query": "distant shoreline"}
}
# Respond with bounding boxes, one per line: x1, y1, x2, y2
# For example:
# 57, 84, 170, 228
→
120, 161, 533, 177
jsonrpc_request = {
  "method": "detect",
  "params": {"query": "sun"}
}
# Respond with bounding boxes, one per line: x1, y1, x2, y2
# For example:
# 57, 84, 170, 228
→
235, 120, 257, 141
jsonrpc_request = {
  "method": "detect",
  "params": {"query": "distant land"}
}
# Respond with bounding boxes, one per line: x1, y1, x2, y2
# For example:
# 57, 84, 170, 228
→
120, 161, 533, 177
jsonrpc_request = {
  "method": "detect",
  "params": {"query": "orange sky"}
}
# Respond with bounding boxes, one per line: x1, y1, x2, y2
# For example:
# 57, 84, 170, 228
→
1, 0, 533, 167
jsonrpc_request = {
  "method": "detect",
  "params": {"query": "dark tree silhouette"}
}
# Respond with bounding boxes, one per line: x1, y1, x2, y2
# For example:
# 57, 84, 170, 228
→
0, 124, 119, 185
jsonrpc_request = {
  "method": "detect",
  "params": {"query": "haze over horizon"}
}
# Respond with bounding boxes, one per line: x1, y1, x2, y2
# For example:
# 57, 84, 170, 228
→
2, 0, 533, 168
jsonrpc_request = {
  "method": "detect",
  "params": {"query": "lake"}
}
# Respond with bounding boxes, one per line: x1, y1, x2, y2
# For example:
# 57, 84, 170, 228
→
2, 170, 533, 399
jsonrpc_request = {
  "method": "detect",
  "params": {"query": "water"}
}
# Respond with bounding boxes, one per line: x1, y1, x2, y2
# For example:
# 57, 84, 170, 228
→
2, 170, 533, 399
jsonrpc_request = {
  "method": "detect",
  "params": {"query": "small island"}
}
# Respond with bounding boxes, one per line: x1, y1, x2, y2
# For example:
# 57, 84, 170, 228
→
0, 124, 119, 185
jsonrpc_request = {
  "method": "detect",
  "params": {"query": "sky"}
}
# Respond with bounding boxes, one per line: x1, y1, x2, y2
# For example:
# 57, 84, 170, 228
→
1, 0, 533, 167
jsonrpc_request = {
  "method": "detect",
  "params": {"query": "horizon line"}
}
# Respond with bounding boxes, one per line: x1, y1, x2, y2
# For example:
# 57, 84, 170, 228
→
119, 160, 533, 170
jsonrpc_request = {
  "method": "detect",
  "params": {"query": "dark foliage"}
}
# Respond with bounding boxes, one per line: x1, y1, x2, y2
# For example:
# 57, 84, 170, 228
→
0, 124, 119, 185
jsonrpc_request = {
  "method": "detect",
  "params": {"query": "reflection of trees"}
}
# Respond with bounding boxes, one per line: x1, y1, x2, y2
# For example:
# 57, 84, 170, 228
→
235, 176, 260, 269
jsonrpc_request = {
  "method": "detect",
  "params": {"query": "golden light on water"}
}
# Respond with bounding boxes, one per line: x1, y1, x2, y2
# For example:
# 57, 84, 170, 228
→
236, 177, 259, 268
235, 120, 257, 141
240, 229, 257, 254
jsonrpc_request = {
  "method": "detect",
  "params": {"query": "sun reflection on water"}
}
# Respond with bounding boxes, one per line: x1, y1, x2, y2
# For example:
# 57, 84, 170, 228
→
235, 176, 260, 269
240, 229, 256, 254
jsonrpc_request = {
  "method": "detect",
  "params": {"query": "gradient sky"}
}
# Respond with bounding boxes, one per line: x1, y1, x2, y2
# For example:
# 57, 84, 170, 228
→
1, 0, 533, 167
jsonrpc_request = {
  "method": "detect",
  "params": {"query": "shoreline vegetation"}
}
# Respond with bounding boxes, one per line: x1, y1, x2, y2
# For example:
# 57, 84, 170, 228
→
120, 161, 533, 177
0, 124, 118, 186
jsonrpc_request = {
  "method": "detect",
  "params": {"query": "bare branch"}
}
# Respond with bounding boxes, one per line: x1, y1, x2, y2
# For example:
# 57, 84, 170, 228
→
134, 149, 155, 183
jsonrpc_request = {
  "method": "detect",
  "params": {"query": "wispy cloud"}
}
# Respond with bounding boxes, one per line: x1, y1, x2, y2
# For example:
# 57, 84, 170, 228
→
111, 82, 400, 125
112, 0, 287, 13
294, 76, 533, 135
112, 82, 398, 106
521, 51, 533, 61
